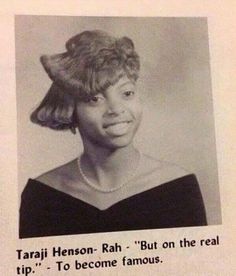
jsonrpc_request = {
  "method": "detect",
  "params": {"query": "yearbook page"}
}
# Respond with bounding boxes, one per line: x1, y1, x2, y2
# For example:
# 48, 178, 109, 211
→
1, 1, 235, 275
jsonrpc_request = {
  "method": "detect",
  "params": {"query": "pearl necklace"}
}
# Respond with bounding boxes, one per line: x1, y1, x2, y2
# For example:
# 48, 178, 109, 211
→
77, 152, 140, 193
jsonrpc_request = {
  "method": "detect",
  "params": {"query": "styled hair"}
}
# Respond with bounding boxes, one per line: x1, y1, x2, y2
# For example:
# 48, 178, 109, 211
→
31, 30, 140, 131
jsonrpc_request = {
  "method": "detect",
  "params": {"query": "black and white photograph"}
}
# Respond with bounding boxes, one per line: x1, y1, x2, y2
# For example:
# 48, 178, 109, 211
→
15, 16, 221, 239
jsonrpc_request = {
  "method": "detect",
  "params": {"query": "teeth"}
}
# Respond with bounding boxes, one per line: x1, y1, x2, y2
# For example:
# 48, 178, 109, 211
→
105, 122, 130, 136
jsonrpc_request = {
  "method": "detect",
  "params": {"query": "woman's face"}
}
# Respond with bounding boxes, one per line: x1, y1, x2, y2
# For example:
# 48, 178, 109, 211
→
76, 76, 143, 150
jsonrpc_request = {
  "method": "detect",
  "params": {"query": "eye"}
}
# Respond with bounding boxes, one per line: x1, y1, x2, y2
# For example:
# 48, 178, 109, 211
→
122, 90, 135, 98
85, 94, 105, 106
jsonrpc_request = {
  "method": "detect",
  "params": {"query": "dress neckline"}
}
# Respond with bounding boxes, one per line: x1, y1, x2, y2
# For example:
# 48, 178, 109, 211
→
28, 174, 194, 211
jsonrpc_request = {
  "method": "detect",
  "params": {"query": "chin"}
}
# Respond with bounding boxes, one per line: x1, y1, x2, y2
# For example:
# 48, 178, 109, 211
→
108, 139, 133, 149
98, 135, 135, 150
103, 122, 140, 149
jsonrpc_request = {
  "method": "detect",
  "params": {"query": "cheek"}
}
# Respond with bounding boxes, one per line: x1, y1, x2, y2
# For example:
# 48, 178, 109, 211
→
76, 108, 102, 129
129, 99, 143, 120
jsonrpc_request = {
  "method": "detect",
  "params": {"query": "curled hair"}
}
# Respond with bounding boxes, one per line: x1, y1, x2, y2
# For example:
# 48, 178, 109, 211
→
31, 30, 140, 131
30, 83, 77, 130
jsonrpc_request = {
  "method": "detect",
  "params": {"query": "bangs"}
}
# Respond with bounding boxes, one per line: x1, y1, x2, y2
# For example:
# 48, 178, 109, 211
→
80, 67, 125, 98
77, 56, 139, 99
93, 69, 125, 94
40, 30, 140, 102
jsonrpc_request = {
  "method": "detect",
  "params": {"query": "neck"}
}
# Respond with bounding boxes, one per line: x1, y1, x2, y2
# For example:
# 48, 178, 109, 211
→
80, 142, 140, 190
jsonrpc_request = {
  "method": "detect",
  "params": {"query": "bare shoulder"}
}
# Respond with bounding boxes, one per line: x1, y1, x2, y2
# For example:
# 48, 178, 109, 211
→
139, 153, 190, 183
35, 159, 78, 189
126, 153, 192, 197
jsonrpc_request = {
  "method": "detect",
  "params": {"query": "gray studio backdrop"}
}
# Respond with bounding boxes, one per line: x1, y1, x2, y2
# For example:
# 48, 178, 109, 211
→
15, 16, 221, 225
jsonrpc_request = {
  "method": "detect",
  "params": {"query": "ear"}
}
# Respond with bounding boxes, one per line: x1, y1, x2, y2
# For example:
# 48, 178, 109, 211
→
70, 126, 76, 134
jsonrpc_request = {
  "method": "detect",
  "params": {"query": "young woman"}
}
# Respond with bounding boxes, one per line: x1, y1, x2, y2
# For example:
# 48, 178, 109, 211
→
19, 30, 207, 238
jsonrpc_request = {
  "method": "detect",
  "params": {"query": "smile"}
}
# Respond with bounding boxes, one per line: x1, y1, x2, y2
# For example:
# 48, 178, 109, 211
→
103, 120, 132, 128
103, 121, 132, 136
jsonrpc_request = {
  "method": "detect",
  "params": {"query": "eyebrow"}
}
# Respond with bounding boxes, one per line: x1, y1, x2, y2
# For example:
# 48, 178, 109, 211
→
118, 81, 135, 88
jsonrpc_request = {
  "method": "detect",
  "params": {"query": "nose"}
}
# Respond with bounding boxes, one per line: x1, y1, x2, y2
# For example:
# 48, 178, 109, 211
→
105, 98, 125, 116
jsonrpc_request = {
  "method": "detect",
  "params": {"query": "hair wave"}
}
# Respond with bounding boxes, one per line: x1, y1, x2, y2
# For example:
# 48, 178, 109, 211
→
31, 30, 140, 131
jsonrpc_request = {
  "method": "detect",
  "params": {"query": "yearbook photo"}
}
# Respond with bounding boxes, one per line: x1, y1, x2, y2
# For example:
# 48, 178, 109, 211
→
15, 16, 221, 239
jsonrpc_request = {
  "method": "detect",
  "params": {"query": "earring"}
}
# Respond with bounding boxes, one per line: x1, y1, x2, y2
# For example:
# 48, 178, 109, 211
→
70, 126, 76, 134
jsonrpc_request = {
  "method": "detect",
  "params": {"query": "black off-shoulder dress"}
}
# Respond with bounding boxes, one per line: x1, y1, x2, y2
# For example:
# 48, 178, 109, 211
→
19, 174, 207, 238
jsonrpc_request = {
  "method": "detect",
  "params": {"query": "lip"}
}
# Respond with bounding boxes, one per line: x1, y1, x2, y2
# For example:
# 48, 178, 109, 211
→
103, 120, 132, 129
103, 121, 133, 137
